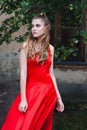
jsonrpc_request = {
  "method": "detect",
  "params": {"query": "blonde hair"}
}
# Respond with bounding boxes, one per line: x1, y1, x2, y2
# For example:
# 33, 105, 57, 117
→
23, 13, 51, 63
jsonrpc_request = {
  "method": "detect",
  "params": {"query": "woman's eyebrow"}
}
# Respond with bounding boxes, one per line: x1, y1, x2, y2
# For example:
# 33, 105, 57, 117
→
33, 23, 40, 25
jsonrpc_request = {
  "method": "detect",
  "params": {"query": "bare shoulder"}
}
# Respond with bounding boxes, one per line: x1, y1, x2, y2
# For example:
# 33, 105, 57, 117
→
20, 41, 28, 57
49, 44, 54, 54
22, 41, 28, 49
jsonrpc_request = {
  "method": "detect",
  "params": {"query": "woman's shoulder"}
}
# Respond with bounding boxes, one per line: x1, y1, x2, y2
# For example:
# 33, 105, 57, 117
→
22, 41, 28, 49
20, 40, 28, 57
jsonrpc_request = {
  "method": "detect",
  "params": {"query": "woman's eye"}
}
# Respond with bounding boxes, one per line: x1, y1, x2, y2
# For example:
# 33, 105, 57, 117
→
36, 24, 40, 27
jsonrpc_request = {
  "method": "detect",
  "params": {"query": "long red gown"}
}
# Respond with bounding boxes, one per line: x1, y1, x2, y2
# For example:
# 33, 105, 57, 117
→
1, 51, 57, 130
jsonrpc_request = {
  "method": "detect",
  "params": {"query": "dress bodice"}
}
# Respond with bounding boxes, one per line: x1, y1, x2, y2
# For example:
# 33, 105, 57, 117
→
27, 51, 52, 83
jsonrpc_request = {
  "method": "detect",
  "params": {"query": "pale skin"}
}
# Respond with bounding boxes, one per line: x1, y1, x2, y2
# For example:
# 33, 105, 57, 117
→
18, 18, 64, 113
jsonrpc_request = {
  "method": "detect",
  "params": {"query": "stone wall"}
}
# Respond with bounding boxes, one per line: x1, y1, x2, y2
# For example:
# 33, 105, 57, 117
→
54, 68, 87, 103
0, 13, 26, 81
0, 52, 20, 82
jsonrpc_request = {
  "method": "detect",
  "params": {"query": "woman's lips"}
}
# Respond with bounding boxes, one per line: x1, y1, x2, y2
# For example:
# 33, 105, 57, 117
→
33, 31, 37, 34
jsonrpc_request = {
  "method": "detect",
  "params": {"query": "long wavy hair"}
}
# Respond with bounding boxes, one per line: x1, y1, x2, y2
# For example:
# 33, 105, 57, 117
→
23, 13, 51, 63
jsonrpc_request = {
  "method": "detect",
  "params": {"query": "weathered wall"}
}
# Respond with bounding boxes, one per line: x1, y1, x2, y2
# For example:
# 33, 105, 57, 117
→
0, 41, 21, 82
54, 68, 87, 103
0, 13, 26, 81
0, 52, 20, 82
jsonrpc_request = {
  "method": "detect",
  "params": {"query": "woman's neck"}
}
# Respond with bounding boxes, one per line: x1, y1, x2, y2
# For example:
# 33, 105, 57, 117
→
36, 37, 42, 43
34, 42, 41, 52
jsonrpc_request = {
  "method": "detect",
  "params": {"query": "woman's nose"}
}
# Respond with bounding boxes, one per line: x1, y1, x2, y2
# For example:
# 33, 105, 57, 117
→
33, 26, 37, 31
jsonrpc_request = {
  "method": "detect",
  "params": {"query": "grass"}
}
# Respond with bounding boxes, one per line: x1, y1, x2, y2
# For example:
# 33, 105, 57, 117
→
53, 103, 87, 130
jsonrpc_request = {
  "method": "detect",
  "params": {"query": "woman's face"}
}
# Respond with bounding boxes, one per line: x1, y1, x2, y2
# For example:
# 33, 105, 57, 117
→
31, 18, 46, 40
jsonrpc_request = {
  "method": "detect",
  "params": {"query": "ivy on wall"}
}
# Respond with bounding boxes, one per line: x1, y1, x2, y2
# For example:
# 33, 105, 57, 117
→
0, 0, 87, 61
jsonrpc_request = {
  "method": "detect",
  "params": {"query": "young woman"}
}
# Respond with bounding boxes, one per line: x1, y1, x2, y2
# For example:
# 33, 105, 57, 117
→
1, 13, 64, 130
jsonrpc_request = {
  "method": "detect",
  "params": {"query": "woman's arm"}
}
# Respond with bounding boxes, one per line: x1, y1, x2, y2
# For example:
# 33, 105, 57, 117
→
18, 43, 28, 113
49, 44, 64, 112
20, 48, 27, 101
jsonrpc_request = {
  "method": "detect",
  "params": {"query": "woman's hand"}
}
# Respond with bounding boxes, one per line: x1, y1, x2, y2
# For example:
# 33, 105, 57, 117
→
56, 98, 64, 112
18, 100, 28, 113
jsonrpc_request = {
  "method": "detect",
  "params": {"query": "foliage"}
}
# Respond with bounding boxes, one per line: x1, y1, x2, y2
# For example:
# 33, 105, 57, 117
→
79, 30, 87, 44
54, 45, 78, 62
0, 0, 86, 44
0, 0, 67, 44
54, 0, 87, 62
54, 27, 87, 62
0, 0, 87, 62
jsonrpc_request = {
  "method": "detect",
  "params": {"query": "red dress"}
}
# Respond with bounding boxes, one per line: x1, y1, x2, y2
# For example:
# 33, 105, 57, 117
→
1, 51, 57, 130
